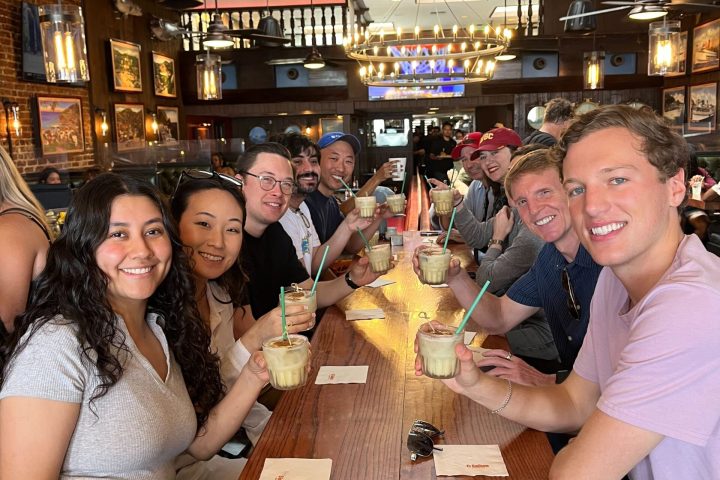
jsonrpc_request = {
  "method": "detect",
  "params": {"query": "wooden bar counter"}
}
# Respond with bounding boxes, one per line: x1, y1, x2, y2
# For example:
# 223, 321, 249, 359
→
239, 232, 553, 479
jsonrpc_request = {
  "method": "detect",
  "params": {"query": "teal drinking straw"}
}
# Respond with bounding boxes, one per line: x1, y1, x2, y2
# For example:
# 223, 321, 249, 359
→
442, 207, 457, 254
280, 286, 288, 341
334, 176, 356, 198
423, 175, 433, 188
455, 280, 491, 334
311, 245, 329, 295
357, 227, 372, 251
400, 171, 407, 194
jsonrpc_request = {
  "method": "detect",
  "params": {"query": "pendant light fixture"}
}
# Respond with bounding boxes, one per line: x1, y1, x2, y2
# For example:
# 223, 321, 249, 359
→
495, 0, 516, 61
303, 0, 325, 69
628, 5, 667, 21
564, 0, 597, 33
202, 0, 234, 49
196, 51, 222, 100
583, 50, 604, 90
648, 19, 680, 76
38, 2, 90, 83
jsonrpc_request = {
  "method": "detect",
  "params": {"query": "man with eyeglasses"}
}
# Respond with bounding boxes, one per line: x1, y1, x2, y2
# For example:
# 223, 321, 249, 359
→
274, 133, 371, 275
304, 132, 394, 252
423, 106, 720, 479
236, 142, 380, 320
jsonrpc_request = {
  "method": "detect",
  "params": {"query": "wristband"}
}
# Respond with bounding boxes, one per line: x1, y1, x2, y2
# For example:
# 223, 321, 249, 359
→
487, 238, 503, 248
453, 198, 463, 208
344, 271, 361, 290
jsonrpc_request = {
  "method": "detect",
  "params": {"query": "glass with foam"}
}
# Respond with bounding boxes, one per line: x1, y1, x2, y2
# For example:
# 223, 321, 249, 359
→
355, 196, 377, 218
279, 285, 317, 330
431, 189, 453, 216
386, 193, 406, 215
418, 248, 451, 285
366, 243, 392, 274
417, 324, 463, 379
262, 334, 310, 390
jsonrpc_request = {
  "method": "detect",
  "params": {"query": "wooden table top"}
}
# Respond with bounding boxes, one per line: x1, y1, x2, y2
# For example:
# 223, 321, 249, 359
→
239, 233, 553, 479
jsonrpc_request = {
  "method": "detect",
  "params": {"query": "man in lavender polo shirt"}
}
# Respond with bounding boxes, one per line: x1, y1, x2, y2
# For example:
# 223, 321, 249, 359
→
418, 105, 720, 479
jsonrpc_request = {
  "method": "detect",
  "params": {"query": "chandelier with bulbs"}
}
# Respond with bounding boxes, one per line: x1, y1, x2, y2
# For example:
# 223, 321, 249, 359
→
343, 23, 511, 87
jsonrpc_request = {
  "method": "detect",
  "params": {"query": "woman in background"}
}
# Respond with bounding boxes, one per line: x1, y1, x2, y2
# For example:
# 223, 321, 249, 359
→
0, 146, 51, 334
0, 173, 271, 479
38, 166, 62, 184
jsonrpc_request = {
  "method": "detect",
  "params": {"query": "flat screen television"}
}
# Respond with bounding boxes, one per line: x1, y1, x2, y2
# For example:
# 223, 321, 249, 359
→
30, 183, 73, 210
367, 44, 465, 101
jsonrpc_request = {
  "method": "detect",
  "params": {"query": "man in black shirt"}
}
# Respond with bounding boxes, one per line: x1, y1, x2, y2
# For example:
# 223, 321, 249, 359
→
522, 98, 574, 147
427, 122, 456, 183
237, 142, 379, 319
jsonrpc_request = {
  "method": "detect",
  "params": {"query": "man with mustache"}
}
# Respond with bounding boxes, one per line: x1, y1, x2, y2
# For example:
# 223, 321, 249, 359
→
276, 133, 370, 275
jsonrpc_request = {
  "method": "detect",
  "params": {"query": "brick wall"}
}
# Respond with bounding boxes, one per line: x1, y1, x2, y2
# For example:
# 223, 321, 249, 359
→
0, 0, 95, 174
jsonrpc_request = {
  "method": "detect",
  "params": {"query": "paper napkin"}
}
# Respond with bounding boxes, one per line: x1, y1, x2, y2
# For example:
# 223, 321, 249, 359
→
433, 445, 509, 477
259, 458, 332, 480
464, 331, 491, 363
366, 278, 396, 288
429, 283, 449, 288
315, 365, 369, 384
345, 308, 385, 320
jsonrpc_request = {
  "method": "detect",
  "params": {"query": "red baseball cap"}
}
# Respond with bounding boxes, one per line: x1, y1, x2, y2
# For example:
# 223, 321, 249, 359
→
471, 127, 522, 159
451, 131, 484, 160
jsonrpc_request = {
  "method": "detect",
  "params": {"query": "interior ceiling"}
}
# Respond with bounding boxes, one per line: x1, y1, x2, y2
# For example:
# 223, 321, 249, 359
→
205, 0, 512, 31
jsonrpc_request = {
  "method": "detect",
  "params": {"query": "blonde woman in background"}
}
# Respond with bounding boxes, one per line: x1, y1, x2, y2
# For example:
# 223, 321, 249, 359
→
0, 146, 51, 334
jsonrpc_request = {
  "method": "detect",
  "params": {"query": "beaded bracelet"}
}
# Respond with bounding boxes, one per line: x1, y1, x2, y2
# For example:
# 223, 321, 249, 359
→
491, 379, 513, 415
453, 199, 463, 208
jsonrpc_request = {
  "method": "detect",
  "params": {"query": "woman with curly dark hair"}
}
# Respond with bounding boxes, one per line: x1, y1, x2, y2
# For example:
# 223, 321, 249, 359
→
0, 173, 270, 479
172, 171, 314, 479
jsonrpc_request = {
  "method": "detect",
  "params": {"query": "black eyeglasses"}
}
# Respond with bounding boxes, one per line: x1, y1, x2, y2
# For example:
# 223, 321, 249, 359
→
561, 267, 581, 320
241, 171, 295, 195
407, 420, 444, 461
172, 169, 243, 199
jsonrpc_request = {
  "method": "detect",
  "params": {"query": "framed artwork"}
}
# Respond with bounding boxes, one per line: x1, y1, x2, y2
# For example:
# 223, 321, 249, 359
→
666, 31, 688, 77
114, 103, 146, 151
688, 83, 717, 133
152, 52, 176, 98
36, 96, 85, 156
156, 106, 179, 145
691, 19, 720, 73
110, 39, 142, 92
662, 86, 686, 131
320, 117, 343, 135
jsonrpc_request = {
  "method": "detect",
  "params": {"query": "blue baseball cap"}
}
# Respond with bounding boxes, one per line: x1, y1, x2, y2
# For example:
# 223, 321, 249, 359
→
317, 132, 361, 154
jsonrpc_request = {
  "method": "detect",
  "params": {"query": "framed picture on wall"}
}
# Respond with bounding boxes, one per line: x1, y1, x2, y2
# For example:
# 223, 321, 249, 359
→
666, 31, 688, 77
152, 52, 176, 98
688, 83, 717, 133
662, 86, 686, 131
36, 96, 85, 156
156, 106, 179, 145
691, 19, 720, 73
114, 103, 146, 151
110, 39, 142, 92
320, 117, 343, 135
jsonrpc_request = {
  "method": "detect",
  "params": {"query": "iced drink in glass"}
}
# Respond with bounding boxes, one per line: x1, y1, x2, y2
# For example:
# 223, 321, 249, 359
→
419, 248, 451, 285
386, 193, 406, 215
366, 243, 392, 274
355, 196, 377, 218
431, 189, 453, 215
262, 334, 310, 390
417, 324, 463, 379
280, 286, 317, 330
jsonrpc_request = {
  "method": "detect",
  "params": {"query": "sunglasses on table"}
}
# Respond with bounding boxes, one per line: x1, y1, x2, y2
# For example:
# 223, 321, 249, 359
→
172, 169, 243, 198
561, 267, 581, 320
407, 420, 444, 461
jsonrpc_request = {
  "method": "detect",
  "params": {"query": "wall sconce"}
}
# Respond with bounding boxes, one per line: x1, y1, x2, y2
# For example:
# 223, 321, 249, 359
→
151, 113, 159, 136
196, 52, 222, 100
38, 3, 90, 83
648, 20, 680, 76
305, 125, 312, 135
95, 108, 109, 137
583, 51, 605, 90
3, 99, 20, 159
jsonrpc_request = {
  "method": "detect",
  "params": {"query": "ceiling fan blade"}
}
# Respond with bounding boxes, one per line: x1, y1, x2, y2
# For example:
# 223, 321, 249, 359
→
265, 58, 304, 65
560, 5, 631, 20
673, 2, 720, 8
